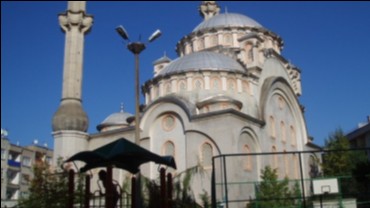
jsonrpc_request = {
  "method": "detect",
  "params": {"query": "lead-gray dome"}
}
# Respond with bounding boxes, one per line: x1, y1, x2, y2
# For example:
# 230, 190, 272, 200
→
97, 110, 133, 131
193, 13, 262, 32
157, 51, 245, 76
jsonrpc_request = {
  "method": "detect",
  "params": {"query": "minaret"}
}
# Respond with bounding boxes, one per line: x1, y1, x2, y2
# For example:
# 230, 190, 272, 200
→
52, 1, 93, 163
199, 1, 220, 20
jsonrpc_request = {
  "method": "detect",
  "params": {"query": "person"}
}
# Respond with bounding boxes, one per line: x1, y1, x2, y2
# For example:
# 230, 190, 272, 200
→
98, 170, 120, 208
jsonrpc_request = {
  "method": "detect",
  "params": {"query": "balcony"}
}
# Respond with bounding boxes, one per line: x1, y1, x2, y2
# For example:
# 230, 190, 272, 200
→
7, 160, 21, 168
6, 182, 19, 190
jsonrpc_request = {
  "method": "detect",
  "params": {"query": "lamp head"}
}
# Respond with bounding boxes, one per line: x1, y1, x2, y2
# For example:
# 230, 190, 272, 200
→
116, 25, 129, 40
148, 29, 161, 42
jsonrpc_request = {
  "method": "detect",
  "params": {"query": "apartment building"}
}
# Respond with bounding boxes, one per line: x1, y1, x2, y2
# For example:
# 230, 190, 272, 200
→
1, 129, 53, 207
346, 116, 370, 160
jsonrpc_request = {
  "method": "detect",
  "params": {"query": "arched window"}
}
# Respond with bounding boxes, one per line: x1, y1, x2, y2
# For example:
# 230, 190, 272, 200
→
243, 145, 252, 171
224, 34, 232, 46
178, 80, 187, 92
221, 102, 229, 109
244, 42, 253, 63
162, 141, 175, 157
227, 79, 236, 92
199, 39, 205, 50
211, 35, 218, 47
165, 83, 171, 94
211, 78, 221, 90
281, 121, 286, 143
193, 78, 204, 90
278, 96, 285, 110
272, 146, 277, 169
284, 150, 289, 176
155, 85, 160, 97
242, 81, 251, 95
203, 105, 210, 114
290, 125, 296, 146
293, 155, 299, 179
162, 141, 176, 172
269, 116, 276, 139
201, 143, 213, 168
185, 44, 191, 54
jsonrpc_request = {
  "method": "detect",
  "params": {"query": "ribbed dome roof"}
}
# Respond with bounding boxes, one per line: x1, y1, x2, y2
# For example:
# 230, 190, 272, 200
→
97, 107, 133, 131
193, 13, 262, 32
157, 51, 245, 76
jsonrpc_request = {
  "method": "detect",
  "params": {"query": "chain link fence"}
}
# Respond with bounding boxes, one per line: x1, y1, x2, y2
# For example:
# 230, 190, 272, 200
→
211, 148, 370, 208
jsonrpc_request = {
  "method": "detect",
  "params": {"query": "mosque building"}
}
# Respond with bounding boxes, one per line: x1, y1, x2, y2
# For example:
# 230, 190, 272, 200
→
52, 1, 320, 206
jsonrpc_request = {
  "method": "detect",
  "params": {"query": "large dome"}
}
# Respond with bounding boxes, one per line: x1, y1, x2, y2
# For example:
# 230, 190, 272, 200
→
97, 110, 133, 131
193, 13, 262, 32
157, 51, 245, 76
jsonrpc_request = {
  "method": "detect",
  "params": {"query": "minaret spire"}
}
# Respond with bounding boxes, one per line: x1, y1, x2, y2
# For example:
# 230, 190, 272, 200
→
52, 1, 93, 162
199, 1, 220, 20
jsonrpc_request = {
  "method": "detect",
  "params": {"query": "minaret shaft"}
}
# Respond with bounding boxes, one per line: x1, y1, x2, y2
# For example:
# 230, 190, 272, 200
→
68, 1, 85, 12
62, 27, 84, 99
52, 1, 93, 133
59, 1, 92, 100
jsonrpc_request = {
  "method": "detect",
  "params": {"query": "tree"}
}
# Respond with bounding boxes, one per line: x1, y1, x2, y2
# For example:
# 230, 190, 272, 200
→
199, 190, 211, 208
18, 159, 85, 208
18, 160, 67, 207
321, 129, 368, 197
322, 129, 353, 177
143, 164, 205, 208
249, 166, 301, 208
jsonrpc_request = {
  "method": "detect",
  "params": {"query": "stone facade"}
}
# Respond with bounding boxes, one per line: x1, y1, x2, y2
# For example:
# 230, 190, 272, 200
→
54, 1, 320, 207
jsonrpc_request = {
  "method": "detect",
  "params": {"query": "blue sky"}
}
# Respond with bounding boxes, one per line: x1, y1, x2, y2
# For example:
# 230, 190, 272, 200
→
1, 1, 370, 148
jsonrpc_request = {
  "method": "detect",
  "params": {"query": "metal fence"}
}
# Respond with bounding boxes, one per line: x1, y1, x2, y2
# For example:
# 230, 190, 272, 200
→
211, 148, 370, 208
10, 171, 131, 208
8, 166, 176, 208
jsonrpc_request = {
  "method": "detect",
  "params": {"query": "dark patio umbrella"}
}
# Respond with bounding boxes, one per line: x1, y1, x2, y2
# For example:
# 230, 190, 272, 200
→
65, 138, 176, 173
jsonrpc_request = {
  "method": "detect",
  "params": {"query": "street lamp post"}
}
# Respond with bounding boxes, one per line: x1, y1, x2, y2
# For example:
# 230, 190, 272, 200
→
116, 25, 161, 145
116, 25, 161, 208
128, 42, 145, 146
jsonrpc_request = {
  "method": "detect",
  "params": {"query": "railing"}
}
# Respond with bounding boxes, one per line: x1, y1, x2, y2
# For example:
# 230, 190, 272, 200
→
65, 167, 172, 208
7, 160, 21, 168
87, 190, 131, 208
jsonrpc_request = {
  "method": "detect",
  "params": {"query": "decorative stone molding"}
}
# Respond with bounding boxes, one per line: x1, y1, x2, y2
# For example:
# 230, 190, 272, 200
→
58, 8, 93, 34
199, 1, 220, 20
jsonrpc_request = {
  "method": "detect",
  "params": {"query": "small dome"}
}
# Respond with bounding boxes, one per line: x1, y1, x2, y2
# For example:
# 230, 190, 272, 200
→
157, 51, 245, 76
153, 55, 171, 65
193, 13, 262, 32
97, 106, 133, 131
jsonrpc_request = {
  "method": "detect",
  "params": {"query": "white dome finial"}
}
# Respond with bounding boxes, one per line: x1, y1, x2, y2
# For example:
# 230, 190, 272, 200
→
120, 103, 124, 112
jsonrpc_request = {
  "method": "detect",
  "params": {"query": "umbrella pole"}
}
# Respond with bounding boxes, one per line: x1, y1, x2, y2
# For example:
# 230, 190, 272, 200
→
106, 166, 113, 208
131, 176, 136, 208
134, 172, 142, 208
